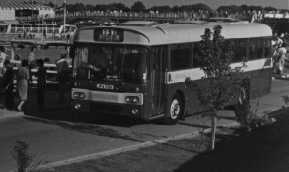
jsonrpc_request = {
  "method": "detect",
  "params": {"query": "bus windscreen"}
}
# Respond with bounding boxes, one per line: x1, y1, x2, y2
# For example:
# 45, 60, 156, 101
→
73, 45, 147, 83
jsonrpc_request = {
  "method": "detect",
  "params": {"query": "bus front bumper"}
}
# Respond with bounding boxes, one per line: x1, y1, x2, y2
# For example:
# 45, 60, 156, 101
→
71, 100, 143, 117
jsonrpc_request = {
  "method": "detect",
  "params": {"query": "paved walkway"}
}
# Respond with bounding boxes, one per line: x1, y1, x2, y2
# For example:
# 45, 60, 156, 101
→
251, 79, 289, 115
0, 108, 23, 120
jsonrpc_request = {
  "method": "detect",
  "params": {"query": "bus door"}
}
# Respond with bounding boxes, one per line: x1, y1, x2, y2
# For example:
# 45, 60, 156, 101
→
150, 46, 167, 116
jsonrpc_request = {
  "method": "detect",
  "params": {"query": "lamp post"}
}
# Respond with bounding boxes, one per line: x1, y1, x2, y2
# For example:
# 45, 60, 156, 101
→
64, 0, 67, 25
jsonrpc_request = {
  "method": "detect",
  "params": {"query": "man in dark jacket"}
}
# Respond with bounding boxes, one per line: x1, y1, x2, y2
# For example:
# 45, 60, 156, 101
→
2, 60, 14, 110
36, 59, 46, 111
56, 54, 70, 104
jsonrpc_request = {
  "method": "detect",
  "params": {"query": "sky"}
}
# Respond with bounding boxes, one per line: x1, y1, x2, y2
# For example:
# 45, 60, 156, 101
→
65, 0, 288, 9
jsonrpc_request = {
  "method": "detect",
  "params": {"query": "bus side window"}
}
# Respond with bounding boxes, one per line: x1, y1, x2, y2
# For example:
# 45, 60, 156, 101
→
248, 38, 258, 60
257, 38, 265, 59
170, 44, 192, 70
227, 39, 238, 62
237, 38, 249, 62
193, 43, 203, 67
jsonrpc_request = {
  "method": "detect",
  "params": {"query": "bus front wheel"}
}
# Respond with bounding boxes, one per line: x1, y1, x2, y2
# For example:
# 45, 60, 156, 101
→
164, 95, 184, 124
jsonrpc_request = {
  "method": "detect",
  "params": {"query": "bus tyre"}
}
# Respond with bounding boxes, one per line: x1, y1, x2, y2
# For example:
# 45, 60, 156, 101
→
164, 95, 184, 124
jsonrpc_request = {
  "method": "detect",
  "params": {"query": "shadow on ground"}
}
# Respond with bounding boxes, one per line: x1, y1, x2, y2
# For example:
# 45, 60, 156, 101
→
24, 89, 145, 127
26, 116, 142, 142
174, 110, 289, 172
23, 89, 145, 141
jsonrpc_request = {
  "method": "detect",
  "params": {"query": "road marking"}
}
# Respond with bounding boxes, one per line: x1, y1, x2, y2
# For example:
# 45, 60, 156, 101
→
36, 131, 201, 170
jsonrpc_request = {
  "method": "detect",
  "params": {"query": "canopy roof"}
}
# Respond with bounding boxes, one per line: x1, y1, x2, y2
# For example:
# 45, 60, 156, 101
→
0, 0, 52, 10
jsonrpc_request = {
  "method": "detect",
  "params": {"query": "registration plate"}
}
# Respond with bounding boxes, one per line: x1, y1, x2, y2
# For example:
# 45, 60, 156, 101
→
96, 83, 114, 90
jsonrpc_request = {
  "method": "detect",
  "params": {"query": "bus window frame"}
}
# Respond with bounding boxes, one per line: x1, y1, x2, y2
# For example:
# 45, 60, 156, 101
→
192, 36, 272, 65
169, 43, 194, 71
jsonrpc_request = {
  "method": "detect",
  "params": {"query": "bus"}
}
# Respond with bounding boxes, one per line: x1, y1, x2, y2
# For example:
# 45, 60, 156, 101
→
70, 22, 273, 123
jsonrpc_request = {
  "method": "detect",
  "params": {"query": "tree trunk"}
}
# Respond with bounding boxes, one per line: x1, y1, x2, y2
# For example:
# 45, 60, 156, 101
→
18, 167, 24, 172
210, 111, 217, 151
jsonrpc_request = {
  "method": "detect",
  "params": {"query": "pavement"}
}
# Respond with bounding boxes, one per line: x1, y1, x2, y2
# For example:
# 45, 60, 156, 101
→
0, 79, 288, 172
0, 108, 23, 120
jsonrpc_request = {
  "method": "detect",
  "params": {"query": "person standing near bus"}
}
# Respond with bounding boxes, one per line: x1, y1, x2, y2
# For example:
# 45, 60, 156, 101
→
2, 60, 14, 110
28, 47, 36, 64
36, 59, 46, 111
16, 60, 29, 111
56, 54, 70, 104
0, 46, 7, 78
277, 43, 288, 75
28, 47, 36, 84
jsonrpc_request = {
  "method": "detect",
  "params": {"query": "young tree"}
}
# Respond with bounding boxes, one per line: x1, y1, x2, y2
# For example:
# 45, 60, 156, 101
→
11, 140, 41, 172
11, 141, 33, 172
190, 25, 248, 150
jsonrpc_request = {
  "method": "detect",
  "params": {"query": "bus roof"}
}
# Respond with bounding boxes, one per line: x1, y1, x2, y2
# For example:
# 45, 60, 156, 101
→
75, 23, 272, 46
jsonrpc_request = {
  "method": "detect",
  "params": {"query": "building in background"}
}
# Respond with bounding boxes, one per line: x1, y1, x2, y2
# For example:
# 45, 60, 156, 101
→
0, 0, 55, 21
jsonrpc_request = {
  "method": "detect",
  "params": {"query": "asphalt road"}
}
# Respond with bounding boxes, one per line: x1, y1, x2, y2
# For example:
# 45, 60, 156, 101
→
0, 79, 288, 171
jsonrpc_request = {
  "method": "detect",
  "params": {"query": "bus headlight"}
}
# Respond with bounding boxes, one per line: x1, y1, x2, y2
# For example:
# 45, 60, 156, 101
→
132, 97, 139, 103
125, 97, 131, 103
74, 103, 81, 110
72, 92, 86, 100
125, 96, 140, 104
131, 108, 139, 115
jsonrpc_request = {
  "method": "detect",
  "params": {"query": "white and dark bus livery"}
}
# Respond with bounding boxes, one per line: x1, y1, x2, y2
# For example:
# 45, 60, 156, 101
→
71, 22, 273, 122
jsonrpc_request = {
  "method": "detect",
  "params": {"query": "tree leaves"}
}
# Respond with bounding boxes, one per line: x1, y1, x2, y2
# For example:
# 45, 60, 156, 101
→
196, 25, 241, 111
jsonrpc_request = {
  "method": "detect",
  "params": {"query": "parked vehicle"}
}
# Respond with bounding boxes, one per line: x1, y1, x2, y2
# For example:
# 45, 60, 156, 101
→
70, 22, 273, 122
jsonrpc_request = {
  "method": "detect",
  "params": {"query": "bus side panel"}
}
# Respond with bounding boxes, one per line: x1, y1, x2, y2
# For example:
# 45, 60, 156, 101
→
165, 68, 272, 116
244, 68, 272, 99
165, 80, 206, 116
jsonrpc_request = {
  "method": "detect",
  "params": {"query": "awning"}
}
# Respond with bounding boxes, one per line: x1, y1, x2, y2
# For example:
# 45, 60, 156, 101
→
0, 20, 19, 25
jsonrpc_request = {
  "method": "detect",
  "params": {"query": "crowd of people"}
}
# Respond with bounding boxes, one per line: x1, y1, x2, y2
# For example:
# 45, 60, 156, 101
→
0, 46, 72, 112
272, 33, 289, 77
217, 9, 265, 23
56, 5, 282, 24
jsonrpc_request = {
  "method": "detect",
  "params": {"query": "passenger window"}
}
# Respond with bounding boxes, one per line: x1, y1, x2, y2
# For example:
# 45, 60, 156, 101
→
170, 45, 192, 70
248, 39, 258, 60
228, 40, 240, 63
232, 38, 249, 61
257, 39, 265, 59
